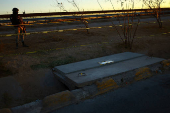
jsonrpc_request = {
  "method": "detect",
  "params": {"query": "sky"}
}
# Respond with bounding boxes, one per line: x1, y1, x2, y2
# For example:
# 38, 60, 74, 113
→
0, 0, 169, 14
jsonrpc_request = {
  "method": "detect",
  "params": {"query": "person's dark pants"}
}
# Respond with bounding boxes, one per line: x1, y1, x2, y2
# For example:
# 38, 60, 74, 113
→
14, 26, 24, 44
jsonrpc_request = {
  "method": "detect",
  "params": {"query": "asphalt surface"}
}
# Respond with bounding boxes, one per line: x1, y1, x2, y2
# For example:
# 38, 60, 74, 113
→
0, 15, 170, 34
51, 70, 170, 113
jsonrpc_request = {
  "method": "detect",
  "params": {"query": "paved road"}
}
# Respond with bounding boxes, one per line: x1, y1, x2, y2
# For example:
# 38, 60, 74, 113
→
0, 15, 170, 34
51, 71, 170, 113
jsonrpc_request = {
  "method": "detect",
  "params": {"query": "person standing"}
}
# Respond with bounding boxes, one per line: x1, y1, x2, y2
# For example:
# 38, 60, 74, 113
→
10, 8, 28, 49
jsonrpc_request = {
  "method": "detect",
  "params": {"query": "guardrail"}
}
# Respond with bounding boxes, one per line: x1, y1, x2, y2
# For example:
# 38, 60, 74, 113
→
0, 8, 170, 18
0, 11, 170, 26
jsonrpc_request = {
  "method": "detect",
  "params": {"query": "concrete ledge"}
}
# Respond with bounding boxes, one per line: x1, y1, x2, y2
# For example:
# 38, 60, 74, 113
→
42, 90, 76, 113
54, 52, 144, 75
95, 78, 119, 95
135, 67, 152, 81
82, 85, 99, 97
0, 108, 12, 113
53, 71, 76, 90
161, 59, 170, 69
54, 53, 165, 89
71, 89, 90, 101
112, 70, 135, 86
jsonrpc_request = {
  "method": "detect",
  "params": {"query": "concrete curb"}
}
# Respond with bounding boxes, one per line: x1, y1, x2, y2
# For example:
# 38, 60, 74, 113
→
135, 67, 152, 81
11, 100, 42, 113
42, 90, 75, 113
95, 78, 119, 95
1, 59, 169, 113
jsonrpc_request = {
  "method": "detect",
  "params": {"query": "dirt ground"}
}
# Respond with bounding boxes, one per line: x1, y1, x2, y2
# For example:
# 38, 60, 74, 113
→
0, 16, 170, 108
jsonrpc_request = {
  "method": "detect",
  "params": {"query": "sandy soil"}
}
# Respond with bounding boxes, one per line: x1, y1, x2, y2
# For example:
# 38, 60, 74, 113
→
0, 16, 170, 108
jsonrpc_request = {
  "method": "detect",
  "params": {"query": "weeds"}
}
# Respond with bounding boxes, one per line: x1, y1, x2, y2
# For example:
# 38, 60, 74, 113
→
106, 0, 140, 49
142, 0, 164, 28
112, 12, 140, 49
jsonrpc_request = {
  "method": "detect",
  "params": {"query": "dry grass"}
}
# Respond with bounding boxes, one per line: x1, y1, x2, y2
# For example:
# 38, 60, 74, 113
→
0, 18, 170, 76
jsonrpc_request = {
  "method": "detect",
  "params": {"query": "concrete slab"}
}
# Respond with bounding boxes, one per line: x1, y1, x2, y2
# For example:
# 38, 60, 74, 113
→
68, 56, 164, 87
54, 52, 144, 75
53, 52, 165, 89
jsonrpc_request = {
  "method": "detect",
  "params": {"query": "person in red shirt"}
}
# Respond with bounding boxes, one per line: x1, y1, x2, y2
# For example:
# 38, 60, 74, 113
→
10, 8, 28, 49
